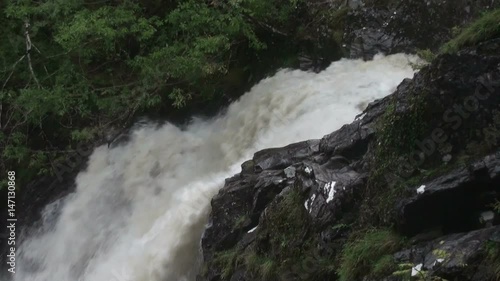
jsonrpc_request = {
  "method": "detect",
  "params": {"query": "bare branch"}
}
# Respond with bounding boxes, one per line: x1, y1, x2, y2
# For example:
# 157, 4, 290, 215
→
24, 20, 41, 89
244, 14, 289, 37
31, 42, 41, 54
1, 55, 26, 91
6, 108, 33, 133
2, 107, 14, 130
1, 54, 27, 130
222, 1, 288, 37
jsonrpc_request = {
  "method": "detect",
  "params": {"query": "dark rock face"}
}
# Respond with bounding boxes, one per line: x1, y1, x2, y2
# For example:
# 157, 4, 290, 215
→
398, 152, 500, 236
343, 0, 500, 59
392, 226, 500, 281
199, 39, 500, 281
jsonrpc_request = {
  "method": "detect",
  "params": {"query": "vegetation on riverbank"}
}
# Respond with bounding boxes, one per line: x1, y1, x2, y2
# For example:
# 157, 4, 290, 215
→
0, 0, 344, 189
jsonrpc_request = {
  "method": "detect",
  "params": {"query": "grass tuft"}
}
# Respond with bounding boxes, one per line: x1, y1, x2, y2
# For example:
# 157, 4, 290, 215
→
233, 214, 249, 229
259, 257, 277, 280
441, 9, 500, 53
266, 187, 309, 257
372, 255, 397, 277
243, 250, 277, 280
213, 248, 240, 280
491, 199, 500, 214
485, 241, 500, 279
338, 229, 404, 281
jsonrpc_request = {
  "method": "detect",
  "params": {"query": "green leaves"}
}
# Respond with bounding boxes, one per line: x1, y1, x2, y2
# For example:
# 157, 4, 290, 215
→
71, 128, 97, 142
168, 88, 191, 108
54, 4, 155, 58
0, 0, 306, 186
2, 132, 29, 163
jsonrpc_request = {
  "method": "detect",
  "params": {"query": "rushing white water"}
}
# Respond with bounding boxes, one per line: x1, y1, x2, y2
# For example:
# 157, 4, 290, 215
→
14, 54, 418, 281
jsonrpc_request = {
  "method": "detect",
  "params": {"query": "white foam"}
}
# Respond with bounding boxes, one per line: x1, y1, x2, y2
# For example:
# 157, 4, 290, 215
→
324, 181, 337, 203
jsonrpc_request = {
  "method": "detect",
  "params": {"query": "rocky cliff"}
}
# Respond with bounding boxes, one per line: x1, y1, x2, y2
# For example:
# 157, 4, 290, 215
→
198, 38, 500, 281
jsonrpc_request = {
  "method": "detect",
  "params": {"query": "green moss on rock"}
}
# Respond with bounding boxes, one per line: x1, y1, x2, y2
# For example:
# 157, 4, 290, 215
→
361, 92, 431, 225
265, 188, 309, 253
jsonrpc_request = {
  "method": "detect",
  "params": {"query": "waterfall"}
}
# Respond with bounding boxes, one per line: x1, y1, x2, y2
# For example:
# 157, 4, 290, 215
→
14, 54, 418, 281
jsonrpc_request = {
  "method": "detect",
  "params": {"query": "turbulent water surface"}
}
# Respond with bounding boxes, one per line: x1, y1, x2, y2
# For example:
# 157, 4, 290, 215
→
15, 54, 418, 281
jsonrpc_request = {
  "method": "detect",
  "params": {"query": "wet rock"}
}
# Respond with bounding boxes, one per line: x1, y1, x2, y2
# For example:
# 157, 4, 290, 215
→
253, 140, 320, 171
480, 211, 496, 227
284, 166, 296, 178
321, 155, 351, 170
241, 160, 256, 174
319, 118, 375, 159
201, 174, 257, 257
303, 165, 366, 227
344, 0, 500, 59
252, 170, 287, 215
398, 152, 500, 236
199, 36, 500, 281
393, 226, 500, 281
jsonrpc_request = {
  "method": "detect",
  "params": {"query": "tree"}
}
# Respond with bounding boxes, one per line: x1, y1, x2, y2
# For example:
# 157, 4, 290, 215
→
0, 0, 314, 188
